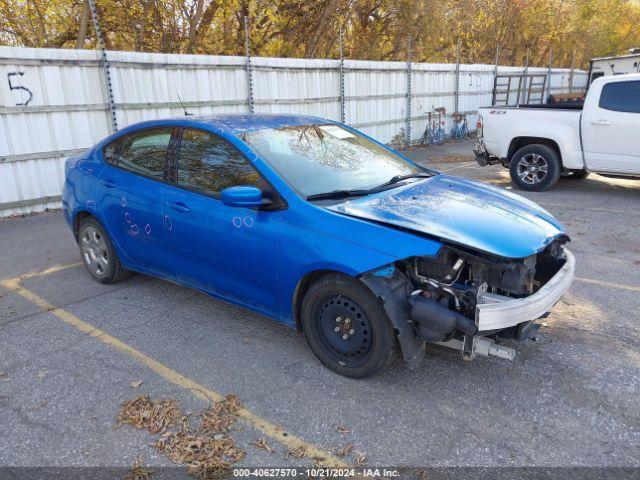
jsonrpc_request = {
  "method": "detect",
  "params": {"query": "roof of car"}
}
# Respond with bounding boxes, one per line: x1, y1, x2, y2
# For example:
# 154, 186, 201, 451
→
183, 113, 329, 133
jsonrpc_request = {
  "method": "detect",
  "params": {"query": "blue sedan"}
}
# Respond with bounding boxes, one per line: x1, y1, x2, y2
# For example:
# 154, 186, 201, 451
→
63, 114, 574, 378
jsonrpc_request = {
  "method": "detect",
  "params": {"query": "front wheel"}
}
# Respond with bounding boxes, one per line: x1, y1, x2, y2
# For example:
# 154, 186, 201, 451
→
509, 144, 561, 191
301, 274, 398, 378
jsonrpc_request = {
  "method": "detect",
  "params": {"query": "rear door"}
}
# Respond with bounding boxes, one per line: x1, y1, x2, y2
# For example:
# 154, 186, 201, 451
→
582, 79, 640, 173
98, 127, 176, 274
161, 127, 281, 315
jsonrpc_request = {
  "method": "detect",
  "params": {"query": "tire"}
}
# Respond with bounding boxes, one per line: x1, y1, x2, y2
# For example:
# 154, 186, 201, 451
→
509, 144, 561, 191
301, 274, 398, 378
78, 217, 131, 284
561, 169, 590, 180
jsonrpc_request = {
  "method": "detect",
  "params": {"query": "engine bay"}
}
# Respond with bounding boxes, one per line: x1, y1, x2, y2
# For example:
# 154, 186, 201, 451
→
394, 238, 569, 342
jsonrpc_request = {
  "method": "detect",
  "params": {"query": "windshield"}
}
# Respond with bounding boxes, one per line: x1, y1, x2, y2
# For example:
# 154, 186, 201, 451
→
241, 124, 425, 197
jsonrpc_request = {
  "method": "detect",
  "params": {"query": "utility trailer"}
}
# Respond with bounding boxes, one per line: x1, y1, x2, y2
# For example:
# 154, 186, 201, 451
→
588, 49, 640, 84
548, 48, 640, 104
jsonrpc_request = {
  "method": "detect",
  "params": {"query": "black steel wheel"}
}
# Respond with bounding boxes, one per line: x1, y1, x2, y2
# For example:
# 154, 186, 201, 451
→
301, 274, 398, 378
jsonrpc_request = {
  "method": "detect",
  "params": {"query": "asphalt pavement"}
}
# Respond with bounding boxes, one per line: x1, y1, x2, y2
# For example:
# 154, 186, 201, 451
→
1, 140, 639, 476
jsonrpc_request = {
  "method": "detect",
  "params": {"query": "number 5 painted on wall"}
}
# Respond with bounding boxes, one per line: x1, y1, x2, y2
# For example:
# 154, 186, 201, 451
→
7, 72, 33, 106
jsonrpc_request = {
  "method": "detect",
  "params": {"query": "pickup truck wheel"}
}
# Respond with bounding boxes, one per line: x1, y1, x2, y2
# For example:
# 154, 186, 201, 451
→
301, 274, 398, 378
78, 217, 131, 284
509, 144, 561, 191
561, 169, 590, 180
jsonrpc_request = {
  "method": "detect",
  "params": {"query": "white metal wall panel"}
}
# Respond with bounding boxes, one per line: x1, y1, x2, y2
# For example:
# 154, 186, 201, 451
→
0, 46, 587, 217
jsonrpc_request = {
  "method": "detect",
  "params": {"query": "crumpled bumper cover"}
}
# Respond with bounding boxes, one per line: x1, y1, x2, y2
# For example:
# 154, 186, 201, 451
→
476, 249, 575, 332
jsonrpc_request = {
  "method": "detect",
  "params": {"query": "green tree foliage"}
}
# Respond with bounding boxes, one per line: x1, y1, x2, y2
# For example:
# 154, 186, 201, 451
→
1, 0, 639, 67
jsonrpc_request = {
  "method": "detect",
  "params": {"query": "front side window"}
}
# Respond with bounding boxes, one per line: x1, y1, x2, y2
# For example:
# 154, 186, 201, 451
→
599, 81, 640, 113
177, 129, 261, 196
111, 128, 173, 178
241, 124, 423, 197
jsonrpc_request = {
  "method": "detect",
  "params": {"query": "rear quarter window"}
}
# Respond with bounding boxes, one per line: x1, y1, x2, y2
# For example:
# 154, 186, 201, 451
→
599, 81, 640, 113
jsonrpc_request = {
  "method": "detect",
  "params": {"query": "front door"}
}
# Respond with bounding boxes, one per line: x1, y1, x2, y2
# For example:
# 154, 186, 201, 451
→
161, 128, 281, 316
582, 79, 640, 174
97, 127, 175, 274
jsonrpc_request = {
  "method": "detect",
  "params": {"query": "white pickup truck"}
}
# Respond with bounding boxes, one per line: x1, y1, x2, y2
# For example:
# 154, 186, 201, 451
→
474, 74, 640, 191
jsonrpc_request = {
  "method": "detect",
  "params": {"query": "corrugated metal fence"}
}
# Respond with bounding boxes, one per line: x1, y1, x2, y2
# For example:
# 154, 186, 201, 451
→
0, 46, 587, 217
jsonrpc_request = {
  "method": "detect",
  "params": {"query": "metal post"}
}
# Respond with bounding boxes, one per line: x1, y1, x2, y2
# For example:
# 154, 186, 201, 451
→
87, 0, 117, 132
520, 48, 530, 104
339, 25, 346, 124
491, 44, 499, 105
568, 51, 575, 93
546, 48, 553, 102
244, 16, 255, 114
405, 34, 412, 146
454, 39, 461, 114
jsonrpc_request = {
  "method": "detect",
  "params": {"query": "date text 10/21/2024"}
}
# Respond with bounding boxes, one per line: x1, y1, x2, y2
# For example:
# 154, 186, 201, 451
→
232, 468, 403, 478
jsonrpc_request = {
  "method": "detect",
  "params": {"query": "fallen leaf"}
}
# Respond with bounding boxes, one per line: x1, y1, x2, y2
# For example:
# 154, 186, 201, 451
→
130, 380, 144, 389
0, 372, 8, 381
124, 455, 153, 480
416, 469, 428, 480
155, 429, 245, 474
353, 453, 368, 467
117, 393, 246, 478
116, 395, 182, 434
312, 456, 327, 467
336, 425, 351, 434
200, 394, 242, 434
253, 437, 275, 453
287, 445, 307, 459
335, 443, 353, 457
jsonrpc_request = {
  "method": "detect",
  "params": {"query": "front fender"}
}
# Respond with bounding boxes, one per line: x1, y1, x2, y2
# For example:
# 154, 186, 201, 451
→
276, 205, 443, 325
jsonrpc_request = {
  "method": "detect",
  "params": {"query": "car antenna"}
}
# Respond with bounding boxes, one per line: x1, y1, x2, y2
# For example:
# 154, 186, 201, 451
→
177, 94, 192, 116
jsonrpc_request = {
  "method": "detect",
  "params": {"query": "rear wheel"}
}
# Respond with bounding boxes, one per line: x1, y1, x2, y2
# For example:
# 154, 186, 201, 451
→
301, 274, 398, 378
509, 144, 561, 191
78, 217, 131, 284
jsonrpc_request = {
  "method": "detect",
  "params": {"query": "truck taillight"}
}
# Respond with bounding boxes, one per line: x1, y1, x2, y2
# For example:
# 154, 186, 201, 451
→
476, 115, 483, 138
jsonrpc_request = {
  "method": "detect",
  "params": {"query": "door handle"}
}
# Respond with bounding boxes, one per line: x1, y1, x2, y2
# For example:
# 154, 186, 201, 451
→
165, 201, 191, 213
590, 119, 611, 126
100, 179, 117, 188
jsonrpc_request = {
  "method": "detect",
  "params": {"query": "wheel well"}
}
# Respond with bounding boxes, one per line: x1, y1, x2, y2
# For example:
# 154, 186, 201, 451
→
507, 137, 562, 165
73, 211, 93, 241
292, 269, 345, 331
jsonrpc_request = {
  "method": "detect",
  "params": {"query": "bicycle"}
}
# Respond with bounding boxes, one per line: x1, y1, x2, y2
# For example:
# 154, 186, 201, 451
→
450, 113, 471, 140
421, 107, 446, 145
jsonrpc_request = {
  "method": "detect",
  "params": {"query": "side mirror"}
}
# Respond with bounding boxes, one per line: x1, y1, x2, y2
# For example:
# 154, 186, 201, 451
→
220, 186, 264, 208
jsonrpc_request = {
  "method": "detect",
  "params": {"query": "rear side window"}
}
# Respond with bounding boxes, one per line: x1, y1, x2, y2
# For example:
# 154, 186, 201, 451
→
177, 129, 261, 196
103, 141, 119, 166
110, 128, 173, 179
599, 81, 640, 113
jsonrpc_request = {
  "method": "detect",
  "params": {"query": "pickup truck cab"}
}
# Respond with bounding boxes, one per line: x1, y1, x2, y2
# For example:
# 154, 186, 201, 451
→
474, 74, 640, 191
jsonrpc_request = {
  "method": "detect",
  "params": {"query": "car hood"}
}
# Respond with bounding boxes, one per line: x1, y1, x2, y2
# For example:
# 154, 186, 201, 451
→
326, 174, 567, 259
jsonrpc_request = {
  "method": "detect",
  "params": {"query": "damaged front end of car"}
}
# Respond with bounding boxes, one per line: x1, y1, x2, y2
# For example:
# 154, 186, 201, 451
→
360, 237, 574, 367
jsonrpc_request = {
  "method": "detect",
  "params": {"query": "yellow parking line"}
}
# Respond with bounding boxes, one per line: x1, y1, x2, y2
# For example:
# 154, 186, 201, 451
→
1, 262, 83, 283
575, 276, 640, 293
0, 276, 346, 467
